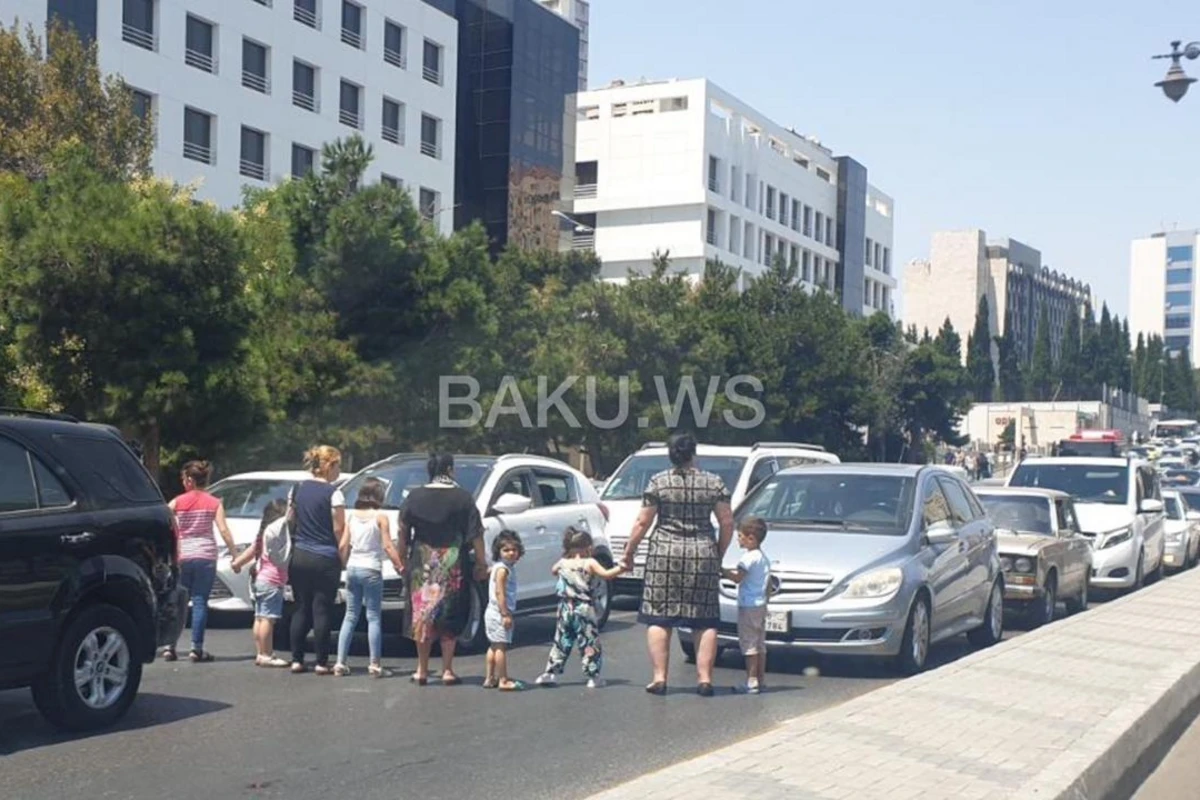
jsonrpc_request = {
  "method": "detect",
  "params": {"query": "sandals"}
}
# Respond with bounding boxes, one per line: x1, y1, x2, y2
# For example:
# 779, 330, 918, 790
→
482, 678, 498, 689
161, 647, 178, 662
188, 650, 214, 663
498, 679, 527, 691
441, 673, 462, 686
291, 662, 307, 674
645, 681, 667, 696
368, 665, 393, 679
410, 674, 428, 686
697, 682, 715, 697
255, 655, 289, 668
314, 664, 333, 676
333, 664, 351, 677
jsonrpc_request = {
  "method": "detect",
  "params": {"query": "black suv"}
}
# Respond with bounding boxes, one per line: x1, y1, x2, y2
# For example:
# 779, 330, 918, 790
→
0, 409, 185, 731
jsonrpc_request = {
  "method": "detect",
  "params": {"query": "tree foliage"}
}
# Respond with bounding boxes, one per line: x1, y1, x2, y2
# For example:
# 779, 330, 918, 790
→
965, 294, 994, 402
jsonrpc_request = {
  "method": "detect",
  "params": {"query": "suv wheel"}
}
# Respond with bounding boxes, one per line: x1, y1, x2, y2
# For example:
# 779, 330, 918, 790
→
32, 604, 144, 731
680, 637, 697, 664
967, 579, 1004, 648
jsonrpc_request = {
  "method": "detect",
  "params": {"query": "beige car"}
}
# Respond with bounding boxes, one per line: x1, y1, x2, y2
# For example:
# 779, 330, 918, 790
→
975, 487, 1093, 627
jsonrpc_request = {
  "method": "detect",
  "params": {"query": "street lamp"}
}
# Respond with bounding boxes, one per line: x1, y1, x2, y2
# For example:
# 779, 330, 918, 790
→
551, 209, 594, 233
1153, 40, 1200, 102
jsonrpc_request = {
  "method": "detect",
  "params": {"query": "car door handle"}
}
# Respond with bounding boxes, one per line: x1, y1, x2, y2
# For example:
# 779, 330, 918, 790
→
60, 532, 96, 545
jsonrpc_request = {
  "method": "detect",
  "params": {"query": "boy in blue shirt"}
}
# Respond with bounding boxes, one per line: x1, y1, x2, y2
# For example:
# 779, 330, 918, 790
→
722, 516, 771, 694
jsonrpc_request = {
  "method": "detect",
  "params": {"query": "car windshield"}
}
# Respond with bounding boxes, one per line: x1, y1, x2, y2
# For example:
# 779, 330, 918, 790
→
601, 455, 747, 500
1057, 440, 1120, 457
1164, 470, 1200, 486
1008, 464, 1128, 505
340, 458, 492, 508
209, 479, 297, 519
1165, 496, 1184, 521
737, 473, 916, 536
978, 495, 1053, 535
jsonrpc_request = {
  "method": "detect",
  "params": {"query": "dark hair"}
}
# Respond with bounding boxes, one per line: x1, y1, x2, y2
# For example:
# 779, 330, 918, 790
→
492, 529, 525, 561
427, 452, 455, 480
667, 432, 697, 467
355, 477, 386, 509
561, 525, 593, 554
259, 498, 287, 537
739, 516, 767, 543
181, 460, 213, 488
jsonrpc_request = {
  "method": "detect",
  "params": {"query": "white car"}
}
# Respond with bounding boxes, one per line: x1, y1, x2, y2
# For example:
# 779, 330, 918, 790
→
599, 441, 841, 594
1007, 457, 1166, 591
336, 453, 614, 650
206, 470, 315, 612
1162, 490, 1200, 571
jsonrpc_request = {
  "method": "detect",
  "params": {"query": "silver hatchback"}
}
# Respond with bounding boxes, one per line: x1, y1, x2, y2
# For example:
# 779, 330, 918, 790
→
680, 464, 1005, 674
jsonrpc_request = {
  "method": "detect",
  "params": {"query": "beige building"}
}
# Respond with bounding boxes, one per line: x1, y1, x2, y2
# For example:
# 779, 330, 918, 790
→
904, 230, 1093, 367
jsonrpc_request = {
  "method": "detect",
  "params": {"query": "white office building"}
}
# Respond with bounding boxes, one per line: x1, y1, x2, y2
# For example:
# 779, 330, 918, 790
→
538, 0, 587, 90
2, 0, 458, 233
571, 78, 896, 316
1130, 230, 1200, 356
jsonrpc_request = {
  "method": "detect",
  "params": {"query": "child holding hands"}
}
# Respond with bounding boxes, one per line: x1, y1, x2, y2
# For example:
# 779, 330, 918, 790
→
721, 516, 772, 694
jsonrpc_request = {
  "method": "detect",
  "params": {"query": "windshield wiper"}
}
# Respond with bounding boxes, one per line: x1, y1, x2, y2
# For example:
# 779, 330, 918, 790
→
786, 518, 873, 532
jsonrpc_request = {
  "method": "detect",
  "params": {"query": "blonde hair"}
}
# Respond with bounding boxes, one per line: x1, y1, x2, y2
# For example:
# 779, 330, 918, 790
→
303, 445, 342, 478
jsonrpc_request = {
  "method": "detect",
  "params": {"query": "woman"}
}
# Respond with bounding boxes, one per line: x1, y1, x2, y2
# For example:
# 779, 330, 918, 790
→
398, 453, 488, 685
288, 445, 347, 674
164, 460, 239, 662
623, 433, 734, 696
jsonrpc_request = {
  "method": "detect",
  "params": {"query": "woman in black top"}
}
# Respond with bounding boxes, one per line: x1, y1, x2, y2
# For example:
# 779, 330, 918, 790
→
398, 454, 488, 685
623, 433, 734, 696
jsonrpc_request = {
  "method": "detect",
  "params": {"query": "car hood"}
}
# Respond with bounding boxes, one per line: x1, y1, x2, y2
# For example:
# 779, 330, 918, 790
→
1165, 519, 1188, 536
726, 528, 911, 583
221, 517, 264, 547
1073, 503, 1134, 535
996, 530, 1055, 556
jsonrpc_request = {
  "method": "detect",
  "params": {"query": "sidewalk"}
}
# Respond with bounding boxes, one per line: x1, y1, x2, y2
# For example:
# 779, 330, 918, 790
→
589, 569, 1200, 800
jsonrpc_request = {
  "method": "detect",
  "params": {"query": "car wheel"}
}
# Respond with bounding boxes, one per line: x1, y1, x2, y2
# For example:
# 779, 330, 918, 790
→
893, 595, 930, 675
1029, 573, 1056, 628
31, 604, 144, 732
592, 551, 614, 630
680, 637, 697, 664
1064, 576, 1089, 615
1149, 547, 1166, 583
1131, 554, 1145, 592
455, 580, 487, 653
967, 580, 1004, 648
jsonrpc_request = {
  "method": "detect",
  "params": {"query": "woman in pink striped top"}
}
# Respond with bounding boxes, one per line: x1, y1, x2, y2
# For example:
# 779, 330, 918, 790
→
162, 460, 239, 662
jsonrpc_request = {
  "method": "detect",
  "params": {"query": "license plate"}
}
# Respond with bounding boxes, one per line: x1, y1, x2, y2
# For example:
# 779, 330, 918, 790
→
765, 610, 789, 633
630, 565, 644, 579
1165, 554, 1177, 565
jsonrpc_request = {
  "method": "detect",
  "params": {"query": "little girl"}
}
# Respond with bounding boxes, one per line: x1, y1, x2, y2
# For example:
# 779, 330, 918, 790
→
535, 527, 624, 688
230, 499, 290, 667
483, 530, 525, 691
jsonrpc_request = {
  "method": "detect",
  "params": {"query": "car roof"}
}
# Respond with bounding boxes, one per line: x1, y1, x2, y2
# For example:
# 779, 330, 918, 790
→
974, 487, 1068, 500
1016, 457, 1138, 468
775, 462, 924, 477
630, 444, 840, 463
212, 470, 314, 483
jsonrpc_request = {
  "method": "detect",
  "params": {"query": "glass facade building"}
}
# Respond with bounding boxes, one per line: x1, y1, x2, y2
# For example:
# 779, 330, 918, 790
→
835, 156, 867, 312
48, 0, 98, 43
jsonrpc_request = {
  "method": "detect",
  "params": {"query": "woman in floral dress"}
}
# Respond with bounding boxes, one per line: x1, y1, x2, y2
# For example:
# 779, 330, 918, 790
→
399, 453, 488, 685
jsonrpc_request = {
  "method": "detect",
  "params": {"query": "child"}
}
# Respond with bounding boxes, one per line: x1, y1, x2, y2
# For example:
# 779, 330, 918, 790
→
721, 516, 771, 694
230, 499, 291, 667
483, 530, 525, 691
534, 527, 625, 689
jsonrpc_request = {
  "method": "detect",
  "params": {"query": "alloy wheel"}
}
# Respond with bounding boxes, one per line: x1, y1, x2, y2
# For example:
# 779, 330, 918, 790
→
73, 627, 130, 711
911, 600, 929, 668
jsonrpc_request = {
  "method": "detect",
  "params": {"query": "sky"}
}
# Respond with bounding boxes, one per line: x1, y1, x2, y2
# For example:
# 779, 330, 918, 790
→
587, 0, 1200, 320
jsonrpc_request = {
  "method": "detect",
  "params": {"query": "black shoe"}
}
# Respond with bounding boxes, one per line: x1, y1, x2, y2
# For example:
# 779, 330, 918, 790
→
645, 681, 667, 696
697, 682, 714, 697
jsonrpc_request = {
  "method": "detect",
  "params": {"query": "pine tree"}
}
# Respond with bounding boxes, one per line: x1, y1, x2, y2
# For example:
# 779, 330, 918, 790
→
1057, 305, 1082, 400
995, 313, 1024, 402
966, 295, 994, 401
1028, 304, 1054, 401
1079, 301, 1099, 398
1134, 333, 1149, 399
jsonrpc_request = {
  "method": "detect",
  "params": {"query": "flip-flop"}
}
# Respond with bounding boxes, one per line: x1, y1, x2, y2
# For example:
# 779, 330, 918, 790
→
410, 674, 427, 685
482, 679, 498, 689
645, 681, 667, 696
442, 674, 462, 686
189, 650, 214, 663
498, 680, 527, 691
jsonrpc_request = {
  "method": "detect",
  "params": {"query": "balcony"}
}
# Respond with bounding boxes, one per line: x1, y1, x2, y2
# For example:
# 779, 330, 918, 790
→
574, 183, 597, 199
293, 4, 318, 28
422, 65, 441, 84
292, 91, 317, 112
382, 125, 402, 145
420, 140, 440, 159
122, 24, 155, 51
384, 48, 406, 69
339, 108, 361, 129
341, 28, 363, 49
185, 48, 216, 73
242, 71, 269, 94
572, 232, 595, 252
183, 142, 212, 165
240, 159, 266, 181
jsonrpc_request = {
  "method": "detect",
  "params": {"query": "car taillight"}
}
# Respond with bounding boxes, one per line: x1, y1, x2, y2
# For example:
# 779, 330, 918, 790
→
597, 502, 609, 522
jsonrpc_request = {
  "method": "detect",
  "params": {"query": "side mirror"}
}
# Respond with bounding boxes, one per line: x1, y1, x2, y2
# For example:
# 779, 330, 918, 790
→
489, 492, 533, 517
924, 522, 957, 546
1140, 498, 1164, 514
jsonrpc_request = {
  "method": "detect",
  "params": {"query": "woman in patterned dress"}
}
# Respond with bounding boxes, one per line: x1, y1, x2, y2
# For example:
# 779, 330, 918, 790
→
398, 453, 489, 685
622, 433, 734, 696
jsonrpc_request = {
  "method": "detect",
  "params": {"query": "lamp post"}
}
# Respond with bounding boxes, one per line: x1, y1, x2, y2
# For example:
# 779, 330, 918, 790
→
1153, 40, 1200, 102
550, 209, 594, 233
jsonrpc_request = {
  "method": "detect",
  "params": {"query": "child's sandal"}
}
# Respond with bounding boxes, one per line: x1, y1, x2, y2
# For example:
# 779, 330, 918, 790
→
498, 679, 527, 691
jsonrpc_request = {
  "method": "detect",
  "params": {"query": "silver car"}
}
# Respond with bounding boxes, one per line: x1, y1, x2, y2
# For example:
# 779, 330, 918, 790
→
680, 464, 1005, 674
1162, 490, 1200, 571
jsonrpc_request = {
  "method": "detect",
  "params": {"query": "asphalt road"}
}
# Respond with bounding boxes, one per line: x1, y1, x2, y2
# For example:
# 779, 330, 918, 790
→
0, 596, 1043, 800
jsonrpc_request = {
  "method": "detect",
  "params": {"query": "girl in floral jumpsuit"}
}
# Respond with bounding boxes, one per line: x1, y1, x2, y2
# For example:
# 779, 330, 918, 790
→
535, 527, 625, 688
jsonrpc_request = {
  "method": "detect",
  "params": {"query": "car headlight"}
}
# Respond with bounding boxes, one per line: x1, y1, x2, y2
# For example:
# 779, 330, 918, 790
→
1000, 556, 1013, 571
842, 568, 903, 600
1100, 528, 1132, 549
1014, 557, 1035, 574
1167, 530, 1184, 543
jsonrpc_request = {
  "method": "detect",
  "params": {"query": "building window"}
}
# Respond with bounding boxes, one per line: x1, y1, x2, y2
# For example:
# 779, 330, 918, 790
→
420, 113, 441, 158
883, 247, 891, 274
729, 215, 740, 254
184, 15, 216, 73
129, 88, 153, 122
763, 233, 774, 266
814, 211, 824, 243
338, 80, 361, 128
765, 187, 776, 220
790, 199, 800, 232
743, 221, 753, 259
291, 143, 316, 178
575, 161, 598, 198
706, 208, 717, 246
294, 0, 319, 29
882, 287, 890, 313
660, 96, 688, 112
382, 98, 404, 144
1166, 290, 1193, 309
793, 153, 809, 169
789, 244, 799, 269
730, 165, 740, 203
864, 278, 871, 305
779, 193, 789, 226
182, 107, 213, 164
1168, 245, 1195, 263
1166, 314, 1192, 330
865, 237, 874, 266
1167, 267, 1193, 286
422, 39, 442, 84
341, 1, 363, 49
1166, 335, 1192, 353
816, 167, 831, 182
242, 38, 269, 93
874, 242, 882, 271
384, 19, 406, 68
419, 187, 439, 221
239, 126, 267, 180
744, 173, 754, 210
381, 174, 401, 189
122, 0, 156, 50
803, 206, 812, 237
826, 218, 834, 246
802, 250, 811, 282
707, 155, 719, 193
292, 60, 317, 112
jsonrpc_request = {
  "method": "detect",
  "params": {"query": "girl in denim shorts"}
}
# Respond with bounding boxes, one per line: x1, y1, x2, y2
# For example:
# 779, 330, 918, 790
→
232, 499, 291, 667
